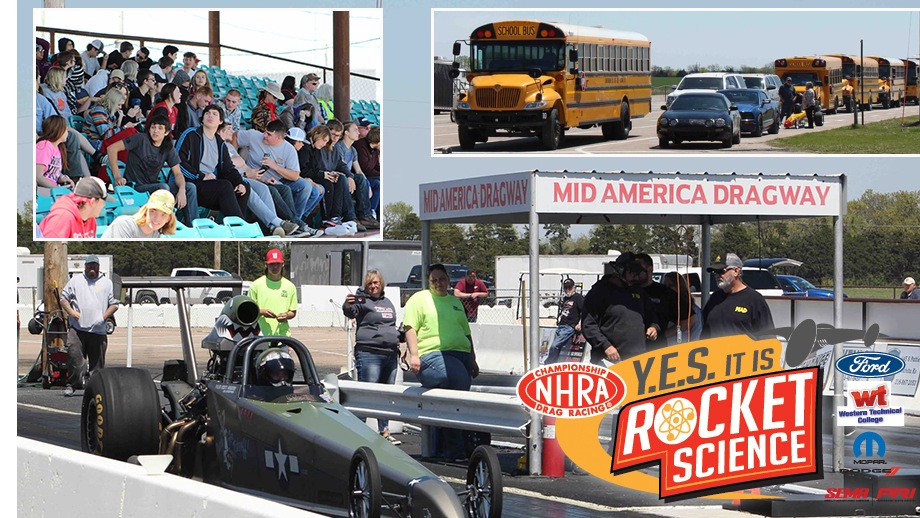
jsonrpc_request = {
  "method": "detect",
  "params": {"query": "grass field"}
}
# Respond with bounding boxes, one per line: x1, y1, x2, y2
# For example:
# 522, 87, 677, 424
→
841, 287, 902, 299
768, 115, 920, 153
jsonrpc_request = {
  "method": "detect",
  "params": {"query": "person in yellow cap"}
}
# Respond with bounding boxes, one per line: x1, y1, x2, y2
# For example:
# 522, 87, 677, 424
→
249, 248, 298, 336
101, 189, 177, 238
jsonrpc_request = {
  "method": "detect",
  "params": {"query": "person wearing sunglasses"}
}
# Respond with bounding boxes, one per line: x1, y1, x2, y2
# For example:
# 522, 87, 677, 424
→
702, 253, 775, 339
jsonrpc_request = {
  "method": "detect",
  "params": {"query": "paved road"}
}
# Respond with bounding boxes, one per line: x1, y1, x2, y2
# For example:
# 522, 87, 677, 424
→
433, 95, 915, 154
16, 327, 920, 517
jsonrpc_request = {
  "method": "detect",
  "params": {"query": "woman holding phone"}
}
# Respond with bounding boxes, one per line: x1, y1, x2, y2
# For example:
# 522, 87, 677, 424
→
342, 269, 402, 444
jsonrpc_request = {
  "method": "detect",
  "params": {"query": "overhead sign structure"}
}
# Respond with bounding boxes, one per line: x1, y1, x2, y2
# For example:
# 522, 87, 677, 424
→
420, 171, 846, 224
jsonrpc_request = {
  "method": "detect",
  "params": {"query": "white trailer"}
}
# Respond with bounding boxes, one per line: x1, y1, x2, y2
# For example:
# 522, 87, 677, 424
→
17, 248, 114, 308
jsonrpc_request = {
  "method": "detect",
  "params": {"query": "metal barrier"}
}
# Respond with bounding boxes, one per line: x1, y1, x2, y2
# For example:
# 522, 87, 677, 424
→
323, 375, 530, 437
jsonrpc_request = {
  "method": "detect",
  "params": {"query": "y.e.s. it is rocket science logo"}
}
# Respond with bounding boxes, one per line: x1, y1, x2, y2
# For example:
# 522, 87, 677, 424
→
518, 321, 880, 501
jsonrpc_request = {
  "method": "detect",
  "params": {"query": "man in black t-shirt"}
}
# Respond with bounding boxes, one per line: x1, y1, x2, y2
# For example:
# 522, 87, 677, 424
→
702, 253, 775, 339
544, 279, 585, 364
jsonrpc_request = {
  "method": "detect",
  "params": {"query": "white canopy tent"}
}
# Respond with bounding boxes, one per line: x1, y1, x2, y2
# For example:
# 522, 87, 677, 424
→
416, 170, 848, 474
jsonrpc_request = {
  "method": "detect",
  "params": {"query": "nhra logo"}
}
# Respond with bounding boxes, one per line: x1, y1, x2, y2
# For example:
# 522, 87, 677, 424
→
835, 352, 905, 378
611, 368, 821, 499
516, 363, 626, 418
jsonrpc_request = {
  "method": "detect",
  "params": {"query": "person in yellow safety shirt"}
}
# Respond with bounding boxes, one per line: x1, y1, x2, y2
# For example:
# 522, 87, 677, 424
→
248, 248, 298, 336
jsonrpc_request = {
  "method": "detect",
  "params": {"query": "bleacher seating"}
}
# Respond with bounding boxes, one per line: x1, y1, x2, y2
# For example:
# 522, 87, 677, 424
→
223, 216, 265, 238
192, 218, 234, 238
114, 185, 150, 208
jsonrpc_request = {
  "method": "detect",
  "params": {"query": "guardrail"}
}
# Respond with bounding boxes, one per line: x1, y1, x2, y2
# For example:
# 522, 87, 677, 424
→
323, 375, 531, 454
18, 437, 322, 518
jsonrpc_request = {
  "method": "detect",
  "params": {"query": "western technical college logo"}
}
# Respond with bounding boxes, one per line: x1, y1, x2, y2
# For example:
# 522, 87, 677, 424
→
837, 381, 904, 427
611, 367, 821, 499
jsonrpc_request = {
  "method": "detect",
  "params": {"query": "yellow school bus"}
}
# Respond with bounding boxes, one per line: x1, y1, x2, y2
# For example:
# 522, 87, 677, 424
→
774, 55, 844, 113
825, 54, 879, 112
449, 20, 651, 150
902, 58, 918, 105
868, 56, 906, 108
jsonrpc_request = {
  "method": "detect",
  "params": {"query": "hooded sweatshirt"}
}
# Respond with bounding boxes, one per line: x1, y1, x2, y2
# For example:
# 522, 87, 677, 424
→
38, 195, 97, 238
342, 287, 400, 355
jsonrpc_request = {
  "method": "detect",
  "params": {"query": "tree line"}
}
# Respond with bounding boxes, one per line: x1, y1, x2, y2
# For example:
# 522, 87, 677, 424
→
19, 189, 919, 287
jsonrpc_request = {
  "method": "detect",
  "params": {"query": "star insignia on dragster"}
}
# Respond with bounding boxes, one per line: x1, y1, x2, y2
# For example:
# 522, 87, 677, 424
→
265, 439, 300, 482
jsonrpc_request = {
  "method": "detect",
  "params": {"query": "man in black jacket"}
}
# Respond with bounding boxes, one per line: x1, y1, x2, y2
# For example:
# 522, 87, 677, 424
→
581, 253, 660, 364
176, 104, 249, 219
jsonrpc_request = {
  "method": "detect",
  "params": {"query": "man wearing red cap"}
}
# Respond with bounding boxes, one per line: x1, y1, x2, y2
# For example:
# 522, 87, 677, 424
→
248, 248, 298, 336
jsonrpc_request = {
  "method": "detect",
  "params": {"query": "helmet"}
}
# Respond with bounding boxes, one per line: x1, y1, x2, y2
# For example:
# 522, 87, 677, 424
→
28, 317, 44, 335
255, 349, 296, 387
607, 252, 642, 281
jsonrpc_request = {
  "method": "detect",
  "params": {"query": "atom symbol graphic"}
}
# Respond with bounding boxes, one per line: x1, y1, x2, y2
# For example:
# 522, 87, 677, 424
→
653, 397, 697, 444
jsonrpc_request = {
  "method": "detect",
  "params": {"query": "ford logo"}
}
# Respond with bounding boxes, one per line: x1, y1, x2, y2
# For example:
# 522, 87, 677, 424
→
835, 352, 905, 378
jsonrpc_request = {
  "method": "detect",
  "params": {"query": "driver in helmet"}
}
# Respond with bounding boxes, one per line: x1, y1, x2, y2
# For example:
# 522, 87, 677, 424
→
255, 348, 296, 387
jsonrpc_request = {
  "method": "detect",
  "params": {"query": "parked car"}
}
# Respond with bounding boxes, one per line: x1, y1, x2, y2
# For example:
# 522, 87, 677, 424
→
776, 274, 845, 298
666, 72, 746, 108
717, 88, 780, 137
742, 73, 783, 104
657, 92, 741, 149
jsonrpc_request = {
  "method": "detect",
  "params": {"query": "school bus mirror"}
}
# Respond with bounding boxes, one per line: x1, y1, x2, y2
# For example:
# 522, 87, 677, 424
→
661, 105, 668, 110
568, 48, 578, 63
448, 68, 460, 79
529, 69, 542, 79
452, 42, 461, 56
451, 61, 460, 69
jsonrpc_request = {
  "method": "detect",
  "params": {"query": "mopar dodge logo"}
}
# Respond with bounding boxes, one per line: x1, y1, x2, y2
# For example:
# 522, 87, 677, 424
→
835, 353, 905, 378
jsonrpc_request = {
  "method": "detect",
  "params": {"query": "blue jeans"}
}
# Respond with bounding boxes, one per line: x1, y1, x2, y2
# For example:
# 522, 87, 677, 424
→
544, 324, 577, 365
417, 350, 473, 391
353, 174, 372, 219
267, 183, 302, 226
167, 178, 199, 227
243, 179, 281, 229
367, 177, 380, 217
354, 350, 398, 433
303, 183, 324, 224
279, 177, 313, 222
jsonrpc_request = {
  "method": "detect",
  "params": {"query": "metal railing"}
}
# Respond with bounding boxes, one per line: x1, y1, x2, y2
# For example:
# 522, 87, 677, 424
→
323, 375, 530, 438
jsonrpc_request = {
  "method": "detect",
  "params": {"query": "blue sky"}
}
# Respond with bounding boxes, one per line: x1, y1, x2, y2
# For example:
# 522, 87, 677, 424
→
433, 9, 920, 70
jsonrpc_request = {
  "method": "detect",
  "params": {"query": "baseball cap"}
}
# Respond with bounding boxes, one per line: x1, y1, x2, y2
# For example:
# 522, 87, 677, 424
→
109, 69, 125, 81
563, 279, 575, 289
84, 255, 100, 265
286, 127, 307, 143
146, 189, 175, 215
904, 277, 916, 285
90, 39, 104, 51
707, 253, 744, 273
172, 69, 191, 86
304, 72, 321, 82
355, 116, 372, 127
266, 248, 285, 264
74, 177, 115, 202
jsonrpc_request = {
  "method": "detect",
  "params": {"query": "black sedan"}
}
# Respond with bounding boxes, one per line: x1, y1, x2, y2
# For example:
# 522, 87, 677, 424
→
657, 91, 741, 149
718, 88, 780, 137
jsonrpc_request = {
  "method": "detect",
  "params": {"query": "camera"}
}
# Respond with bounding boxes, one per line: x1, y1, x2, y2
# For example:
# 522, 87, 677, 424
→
258, 153, 271, 173
354, 294, 366, 304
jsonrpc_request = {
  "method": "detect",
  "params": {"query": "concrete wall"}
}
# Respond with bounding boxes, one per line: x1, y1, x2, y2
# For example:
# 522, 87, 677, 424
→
18, 438, 321, 517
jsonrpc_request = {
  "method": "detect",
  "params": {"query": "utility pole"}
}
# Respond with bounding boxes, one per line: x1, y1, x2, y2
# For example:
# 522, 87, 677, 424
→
214, 242, 221, 270
333, 11, 351, 123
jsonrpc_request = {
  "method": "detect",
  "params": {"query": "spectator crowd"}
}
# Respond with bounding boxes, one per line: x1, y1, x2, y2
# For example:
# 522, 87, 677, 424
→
36, 36, 381, 239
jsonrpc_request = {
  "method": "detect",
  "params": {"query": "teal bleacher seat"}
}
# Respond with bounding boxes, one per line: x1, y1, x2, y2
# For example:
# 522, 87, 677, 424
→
223, 216, 265, 238
49, 186, 72, 200
164, 220, 201, 239
36, 194, 53, 215
68, 115, 84, 131
370, 100, 380, 114
114, 186, 150, 209
193, 218, 234, 238
96, 225, 107, 238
